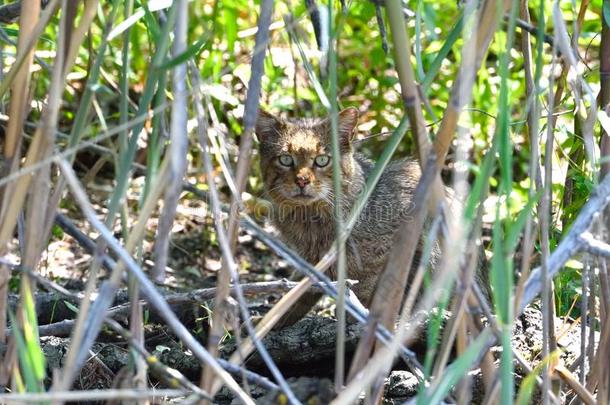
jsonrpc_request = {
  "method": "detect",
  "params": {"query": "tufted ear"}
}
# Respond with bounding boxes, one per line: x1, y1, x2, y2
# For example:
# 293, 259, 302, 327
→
255, 110, 284, 143
337, 107, 359, 146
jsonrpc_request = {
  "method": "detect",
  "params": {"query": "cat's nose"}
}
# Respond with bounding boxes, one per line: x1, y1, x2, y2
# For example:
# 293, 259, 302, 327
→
295, 175, 310, 189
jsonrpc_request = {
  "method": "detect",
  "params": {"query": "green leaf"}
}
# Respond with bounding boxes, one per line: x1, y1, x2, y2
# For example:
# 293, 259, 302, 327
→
505, 191, 541, 253
422, 11, 465, 92
51, 224, 64, 239
157, 36, 209, 70
0, 28, 54, 46
10, 310, 39, 392
108, 8, 146, 41
142, 3, 161, 41
423, 329, 493, 404
22, 282, 46, 383
10, 283, 46, 394
63, 300, 80, 315
223, 6, 238, 53
516, 351, 561, 405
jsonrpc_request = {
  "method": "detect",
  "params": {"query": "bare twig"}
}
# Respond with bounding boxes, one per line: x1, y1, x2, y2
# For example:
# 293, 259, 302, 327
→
151, 0, 189, 283
580, 232, 610, 258
203, 0, 274, 396
192, 62, 300, 405
540, 41, 559, 405
554, 365, 596, 405
0, 389, 192, 403
56, 159, 254, 404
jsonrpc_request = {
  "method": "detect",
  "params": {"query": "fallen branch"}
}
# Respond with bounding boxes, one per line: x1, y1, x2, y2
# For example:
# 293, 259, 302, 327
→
9, 265, 280, 395
7, 278, 353, 337
0, 389, 189, 404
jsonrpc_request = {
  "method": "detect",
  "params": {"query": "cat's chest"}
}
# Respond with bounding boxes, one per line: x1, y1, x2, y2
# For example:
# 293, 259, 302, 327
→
274, 213, 335, 262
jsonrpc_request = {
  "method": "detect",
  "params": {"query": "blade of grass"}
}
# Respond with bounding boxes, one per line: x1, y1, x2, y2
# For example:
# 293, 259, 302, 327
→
421, 329, 493, 404
192, 65, 300, 404
325, 0, 349, 391
0, 0, 60, 101
9, 279, 45, 393
151, 0, 189, 282
491, 0, 520, 402
42, 0, 121, 240
204, 0, 274, 397
0, 0, 42, 350
432, 0, 511, 168
105, 3, 177, 226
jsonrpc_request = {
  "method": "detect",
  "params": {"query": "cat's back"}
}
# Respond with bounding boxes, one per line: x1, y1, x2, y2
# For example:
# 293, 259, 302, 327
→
345, 156, 423, 283
355, 155, 421, 225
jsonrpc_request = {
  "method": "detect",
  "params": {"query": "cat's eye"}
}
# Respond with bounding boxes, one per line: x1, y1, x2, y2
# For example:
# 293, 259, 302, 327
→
278, 154, 294, 167
314, 155, 330, 167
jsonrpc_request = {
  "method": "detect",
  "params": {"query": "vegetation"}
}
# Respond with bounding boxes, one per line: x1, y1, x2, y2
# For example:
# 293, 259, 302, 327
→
0, 0, 608, 403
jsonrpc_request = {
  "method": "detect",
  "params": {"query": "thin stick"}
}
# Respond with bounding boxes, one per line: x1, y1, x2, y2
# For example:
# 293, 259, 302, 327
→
326, 0, 348, 392
540, 41, 558, 405
9, 264, 281, 393
0, 389, 192, 403
203, 0, 274, 396
191, 65, 299, 404
56, 159, 254, 404
151, 0, 189, 283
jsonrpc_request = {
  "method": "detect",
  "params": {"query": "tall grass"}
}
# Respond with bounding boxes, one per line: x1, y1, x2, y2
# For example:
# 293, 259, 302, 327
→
0, 1, 608, 404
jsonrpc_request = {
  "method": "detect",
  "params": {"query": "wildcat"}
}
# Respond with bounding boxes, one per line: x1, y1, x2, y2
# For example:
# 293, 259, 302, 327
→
256, 107, 429, 324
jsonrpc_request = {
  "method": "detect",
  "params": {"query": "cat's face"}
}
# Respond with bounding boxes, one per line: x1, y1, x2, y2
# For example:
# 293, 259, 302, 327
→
256, 108, 358, 206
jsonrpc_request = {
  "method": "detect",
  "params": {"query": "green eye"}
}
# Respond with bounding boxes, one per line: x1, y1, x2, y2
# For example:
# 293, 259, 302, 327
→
278, 154, 294, 167
314, 155, 330, 167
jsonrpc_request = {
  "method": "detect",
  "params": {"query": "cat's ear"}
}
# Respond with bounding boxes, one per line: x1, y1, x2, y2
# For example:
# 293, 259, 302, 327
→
338, 107, 359, 146
256, 110, 283, 143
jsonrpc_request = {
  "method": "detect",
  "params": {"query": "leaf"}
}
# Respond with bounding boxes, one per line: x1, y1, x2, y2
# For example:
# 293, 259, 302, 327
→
423, 329, 493, 404
156, 36, 209, 70
22, 282, 46, 383
422, 10, 467, 92
504, 191, 541, 253
149, 0, 173, 11
9, 306, 45, 393
142, 3, 162, 41
51, 224, 64, 238
598, 109, 610, 136
63, 300, 80, 314
516, 351, 561, 405
223, 6, 238, 53
108, 8, 146, 41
